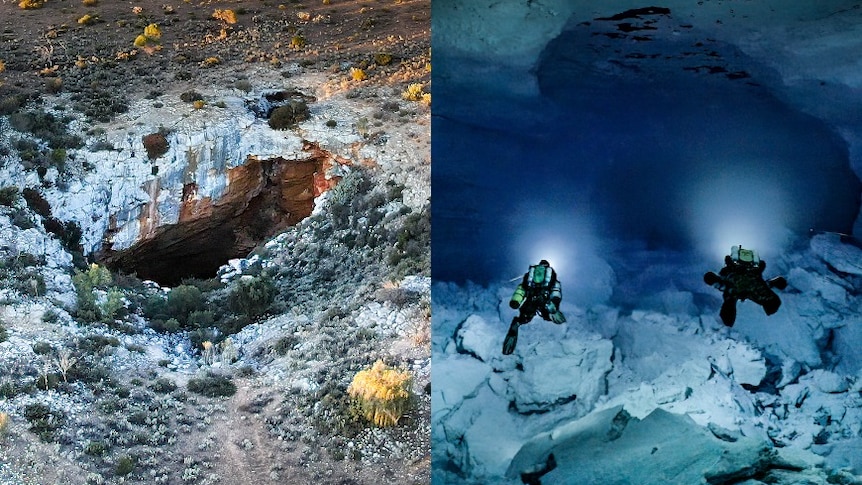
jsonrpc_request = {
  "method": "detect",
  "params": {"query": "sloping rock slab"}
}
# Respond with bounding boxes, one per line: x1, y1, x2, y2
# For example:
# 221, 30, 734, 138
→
508, 406, 775, 484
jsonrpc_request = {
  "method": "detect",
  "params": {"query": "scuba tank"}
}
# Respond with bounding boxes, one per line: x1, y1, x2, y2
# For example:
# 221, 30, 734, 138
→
731, 245, 760, 266
527, 264, 553, 289
510, 284, 526, 309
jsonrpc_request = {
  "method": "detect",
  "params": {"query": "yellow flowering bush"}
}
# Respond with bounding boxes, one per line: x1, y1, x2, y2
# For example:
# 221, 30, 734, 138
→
18, 0, 44, 9
143, 23, 161, 40
347, 360, 412, 427
212, 9, 237, 24
350, 67, 367, 81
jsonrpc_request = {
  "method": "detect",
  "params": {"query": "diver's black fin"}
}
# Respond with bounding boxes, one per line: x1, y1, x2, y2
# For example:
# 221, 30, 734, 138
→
767, 276, 787, 291
704, 271, 721, 286
503, 320, 519, 355
720, 297, 737, 327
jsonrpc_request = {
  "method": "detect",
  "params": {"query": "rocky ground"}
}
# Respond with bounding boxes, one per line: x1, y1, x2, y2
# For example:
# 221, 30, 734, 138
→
0, 1, 430, 484
432, 234, 862, 484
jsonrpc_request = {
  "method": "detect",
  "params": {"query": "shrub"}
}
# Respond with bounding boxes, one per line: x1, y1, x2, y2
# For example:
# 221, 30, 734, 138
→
166, 285, 205, 325
374, 52, 392, 66
23, 403, 65, 442
0, 323, 7, 343
134, 24, 161, 49
84, 440, 108, 456
18, 0, 44, 9
141, 131, 169, 159
212, 9, 237, 24
77, 14, 96, 25
179, 91, 204, 103
387, 206, 430, 278
77, 334, 119, 353
143, 24, 161, 40
268, 101, 309, 130
350, 67, 366, 81
100, 287, 126, 322
21, 187, 51, 217
149, 377, 177, 394
187, 373, 236, 397
32, 341, 53, 354
272, 335, 296, 355
44, 77, 62, 94
228, 275, 275, 319
290, 35, 306, 49
402, 83, 431, 106
9, 110, 82, 150
234, 79, 252, 92
115, 455, 135, 476
347, 360, 412, 427
200, 57, 220, 68
0, 186, 18, 206
72, 264, 113, 322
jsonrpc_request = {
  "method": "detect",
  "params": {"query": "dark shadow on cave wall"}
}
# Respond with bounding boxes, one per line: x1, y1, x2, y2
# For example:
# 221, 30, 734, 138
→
432, 27, 861, 285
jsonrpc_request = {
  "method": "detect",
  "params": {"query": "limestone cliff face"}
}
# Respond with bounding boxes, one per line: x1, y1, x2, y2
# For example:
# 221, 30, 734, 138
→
44, 85, 357, 284
100, 142, 347, 285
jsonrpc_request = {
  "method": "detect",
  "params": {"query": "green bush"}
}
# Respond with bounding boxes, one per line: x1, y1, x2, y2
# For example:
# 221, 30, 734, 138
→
268, 101, 310, 130
32, 341, 53, 354
387, 206, 430, 278
100, 288, 126, 323
115, 455, 135, 476
72, 264, 114, 322
0, 323, 7, 343
187, 373, 236, 397
166, 285, 205, 325
23, 403, 66, 442
149, 377, 177, 394
84, 440, 108, 456
0, 186, 18, 207
228, 275, 275, 319
8, 110, 83, 150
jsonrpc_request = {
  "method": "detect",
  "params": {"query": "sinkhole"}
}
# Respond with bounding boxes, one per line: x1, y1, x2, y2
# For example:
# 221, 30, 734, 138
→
97, 144, 342, 286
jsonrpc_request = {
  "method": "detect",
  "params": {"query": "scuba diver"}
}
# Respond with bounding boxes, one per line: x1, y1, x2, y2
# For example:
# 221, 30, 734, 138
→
704, 245, 787, 327
503, 260, 566, 355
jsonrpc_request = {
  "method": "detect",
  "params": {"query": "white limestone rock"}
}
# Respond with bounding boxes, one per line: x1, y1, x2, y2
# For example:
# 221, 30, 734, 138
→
508, 406, 775, 485
454, 315, 500, 363
810, 234, 862, 276
507, 334, 613, 413
807, 369, 850, 394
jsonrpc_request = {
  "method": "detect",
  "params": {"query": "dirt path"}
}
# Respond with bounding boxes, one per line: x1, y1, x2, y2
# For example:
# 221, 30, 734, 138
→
211, 382, 284, 485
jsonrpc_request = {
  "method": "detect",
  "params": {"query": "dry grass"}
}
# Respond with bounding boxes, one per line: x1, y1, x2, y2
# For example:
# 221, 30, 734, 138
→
348, 360, 413, 427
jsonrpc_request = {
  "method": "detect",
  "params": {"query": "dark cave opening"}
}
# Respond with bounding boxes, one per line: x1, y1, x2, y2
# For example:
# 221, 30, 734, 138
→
98, 148, 341, 286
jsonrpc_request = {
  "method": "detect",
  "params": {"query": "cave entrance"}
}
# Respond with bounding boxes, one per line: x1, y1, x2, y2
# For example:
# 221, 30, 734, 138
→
98, 145, 342, 286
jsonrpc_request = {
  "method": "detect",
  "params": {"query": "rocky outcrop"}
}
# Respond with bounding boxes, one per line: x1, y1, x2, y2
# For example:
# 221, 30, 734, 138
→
37, 85, 359, 285
508, 406, 777, 485
99, 142, 347, 285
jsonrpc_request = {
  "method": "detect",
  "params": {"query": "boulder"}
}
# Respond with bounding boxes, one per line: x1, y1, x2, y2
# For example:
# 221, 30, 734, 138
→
507, 335, 613, 413
508, 407, 776, 485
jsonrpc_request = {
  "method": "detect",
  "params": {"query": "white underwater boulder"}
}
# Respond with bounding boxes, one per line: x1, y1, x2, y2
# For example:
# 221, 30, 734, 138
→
508, 406, 775, 485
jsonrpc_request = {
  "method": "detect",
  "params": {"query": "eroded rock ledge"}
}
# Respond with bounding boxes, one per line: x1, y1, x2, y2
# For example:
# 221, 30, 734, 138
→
99, 142, 346, 285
